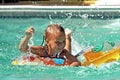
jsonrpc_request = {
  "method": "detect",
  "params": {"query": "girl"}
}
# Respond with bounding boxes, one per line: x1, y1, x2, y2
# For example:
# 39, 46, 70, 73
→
19, 24, 80, 66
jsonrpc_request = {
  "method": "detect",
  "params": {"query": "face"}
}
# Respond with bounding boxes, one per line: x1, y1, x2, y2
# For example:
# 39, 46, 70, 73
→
46, 32, 66, 55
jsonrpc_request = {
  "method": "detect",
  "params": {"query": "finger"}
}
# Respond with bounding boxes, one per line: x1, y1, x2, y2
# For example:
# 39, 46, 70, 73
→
65, 28, 72, 35
31, 27, 35, 33
29, 27, 35, 33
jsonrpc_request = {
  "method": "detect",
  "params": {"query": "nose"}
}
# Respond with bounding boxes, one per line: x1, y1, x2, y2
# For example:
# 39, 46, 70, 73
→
58, 42, 65, 48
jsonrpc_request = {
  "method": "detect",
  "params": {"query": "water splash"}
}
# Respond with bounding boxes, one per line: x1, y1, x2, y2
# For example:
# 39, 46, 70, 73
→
102, 19, 120, 31
48, 12, 72, 25
28, 33, 34, 54
71, 36, 82, 56
62, 12, 72, 25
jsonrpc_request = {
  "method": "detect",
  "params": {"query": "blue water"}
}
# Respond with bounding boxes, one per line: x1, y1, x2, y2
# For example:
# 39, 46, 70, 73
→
0, 16, 120, 80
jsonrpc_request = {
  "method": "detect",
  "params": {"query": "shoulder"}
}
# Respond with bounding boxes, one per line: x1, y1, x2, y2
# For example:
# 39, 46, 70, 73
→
62, 49, 69, 53
61, 49, 75, 58
60, 49, 70, 57
31, 46, 44, 50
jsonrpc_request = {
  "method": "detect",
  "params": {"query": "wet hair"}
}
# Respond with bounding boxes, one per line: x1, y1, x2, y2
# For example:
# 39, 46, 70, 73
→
40, 24, 65, 46
44, 24, 65, 40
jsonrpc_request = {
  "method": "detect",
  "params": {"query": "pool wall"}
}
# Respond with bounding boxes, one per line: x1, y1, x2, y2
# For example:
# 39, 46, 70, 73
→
0, 5, 120, 19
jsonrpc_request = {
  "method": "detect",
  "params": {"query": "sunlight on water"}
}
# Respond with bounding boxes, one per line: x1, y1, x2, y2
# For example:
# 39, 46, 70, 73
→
102, 19, 120, 30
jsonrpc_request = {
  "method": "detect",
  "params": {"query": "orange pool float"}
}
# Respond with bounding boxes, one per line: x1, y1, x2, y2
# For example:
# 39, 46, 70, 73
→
81, 47, 120, 67
12, 55, 71, 66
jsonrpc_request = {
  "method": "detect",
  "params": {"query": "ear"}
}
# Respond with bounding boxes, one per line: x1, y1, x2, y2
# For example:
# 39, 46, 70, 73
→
46, 39, 49, 44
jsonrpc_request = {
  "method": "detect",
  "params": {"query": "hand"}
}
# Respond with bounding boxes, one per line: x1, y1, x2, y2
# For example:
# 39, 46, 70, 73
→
25, 26, 34, 38
65, 28, 72, 37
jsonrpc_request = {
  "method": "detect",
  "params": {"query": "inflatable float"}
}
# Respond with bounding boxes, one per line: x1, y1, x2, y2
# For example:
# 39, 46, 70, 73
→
81, 47, 120, 67
12, 42, 120, 67
12, 54, 71, 66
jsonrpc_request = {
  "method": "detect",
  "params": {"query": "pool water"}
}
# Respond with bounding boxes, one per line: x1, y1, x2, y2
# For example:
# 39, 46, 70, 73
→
0, 17, 120, 80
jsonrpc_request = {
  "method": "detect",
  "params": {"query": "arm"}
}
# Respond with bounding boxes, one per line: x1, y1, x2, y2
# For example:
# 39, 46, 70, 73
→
65, 52, 81, 67
19, 27, 34, 53
64, 29, 80, 67
69, 54, 81, 67
64, 28, 72, 54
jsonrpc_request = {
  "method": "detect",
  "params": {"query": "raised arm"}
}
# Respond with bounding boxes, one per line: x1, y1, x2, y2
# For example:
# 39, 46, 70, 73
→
19, 27, 34, 53
64, 28, 72, 54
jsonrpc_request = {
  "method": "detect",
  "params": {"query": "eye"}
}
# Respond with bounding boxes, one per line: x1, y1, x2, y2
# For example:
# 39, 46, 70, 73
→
55, 40, 65, 45
55, 41, 61, 45
63, 40, 66, 43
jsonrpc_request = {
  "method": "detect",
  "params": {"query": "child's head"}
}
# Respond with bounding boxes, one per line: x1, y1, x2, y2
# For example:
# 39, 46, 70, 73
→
45, 24, 65, 39
44, 24, 66, 55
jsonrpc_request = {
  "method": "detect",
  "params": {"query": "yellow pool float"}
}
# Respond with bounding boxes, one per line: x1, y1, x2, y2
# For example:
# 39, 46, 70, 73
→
81, 47, 120, 67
